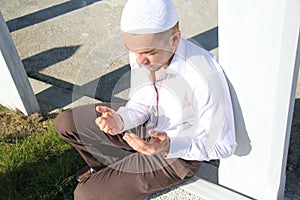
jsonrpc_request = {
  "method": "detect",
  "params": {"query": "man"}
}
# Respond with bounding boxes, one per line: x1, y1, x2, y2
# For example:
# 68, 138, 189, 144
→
55, 0, 236, 199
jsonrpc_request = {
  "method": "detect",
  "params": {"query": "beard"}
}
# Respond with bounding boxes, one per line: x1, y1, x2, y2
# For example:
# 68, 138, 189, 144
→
141, 63, 164, 71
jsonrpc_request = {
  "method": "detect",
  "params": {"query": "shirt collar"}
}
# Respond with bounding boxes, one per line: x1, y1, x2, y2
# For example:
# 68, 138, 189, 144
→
165, 38, 187, 76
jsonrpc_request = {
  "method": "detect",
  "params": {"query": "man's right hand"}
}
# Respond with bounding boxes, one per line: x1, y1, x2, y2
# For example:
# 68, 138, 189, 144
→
95, 106, 124, 135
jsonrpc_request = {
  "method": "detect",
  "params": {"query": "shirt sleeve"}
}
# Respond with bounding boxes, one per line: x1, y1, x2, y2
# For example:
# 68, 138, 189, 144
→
166, 72, 237, 161
117, 54, 155, 131
117, 92, 151, 131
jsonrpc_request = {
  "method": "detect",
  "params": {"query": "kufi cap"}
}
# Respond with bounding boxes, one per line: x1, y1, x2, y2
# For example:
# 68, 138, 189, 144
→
121, 0, 179, 34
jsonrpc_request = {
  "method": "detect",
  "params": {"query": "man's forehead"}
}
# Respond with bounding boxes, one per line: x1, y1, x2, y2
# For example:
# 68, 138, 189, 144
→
122, 32, 164, 51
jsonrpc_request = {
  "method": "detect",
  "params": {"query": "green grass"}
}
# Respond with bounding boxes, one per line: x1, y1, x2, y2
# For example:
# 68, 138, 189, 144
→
0, 106, 85, 200
0, 100, 299, 200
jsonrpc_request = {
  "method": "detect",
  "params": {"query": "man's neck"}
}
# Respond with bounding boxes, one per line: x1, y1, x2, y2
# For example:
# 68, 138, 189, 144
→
149, 66, 166, 83
149, 50, 177, 83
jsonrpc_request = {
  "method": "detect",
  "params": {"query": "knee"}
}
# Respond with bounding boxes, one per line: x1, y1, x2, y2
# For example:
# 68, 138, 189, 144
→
55, 109, 75, 135
74, 182, 95, 200
74, 184, 85, 200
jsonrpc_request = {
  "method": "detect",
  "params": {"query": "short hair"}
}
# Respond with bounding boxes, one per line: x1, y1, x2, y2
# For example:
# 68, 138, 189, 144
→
156, 22, 180, 43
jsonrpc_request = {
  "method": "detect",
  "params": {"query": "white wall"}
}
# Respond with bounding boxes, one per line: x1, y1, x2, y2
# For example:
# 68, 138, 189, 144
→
0, 11, 39, 115
218, 0, 300, 199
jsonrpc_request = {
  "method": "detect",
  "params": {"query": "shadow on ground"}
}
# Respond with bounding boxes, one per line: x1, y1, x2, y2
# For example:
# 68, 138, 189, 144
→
6, 0, 102, 32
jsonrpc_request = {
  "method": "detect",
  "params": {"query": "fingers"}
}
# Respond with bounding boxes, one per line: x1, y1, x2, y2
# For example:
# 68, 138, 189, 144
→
95, 116, 120, 135
95, 117, 110, 132
123, 131, 170, 155
149, 130, 167, 141
123, 133, 154, 155
96, 106, 111, 114
95, 106, 112, 131
95, 116, 114, 133
148, 130, 170, 154
95, 106, 123, 135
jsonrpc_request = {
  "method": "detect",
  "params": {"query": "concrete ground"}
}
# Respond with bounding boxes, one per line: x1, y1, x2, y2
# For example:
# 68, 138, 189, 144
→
1, 0, 221, 113
0, 0, 299, 199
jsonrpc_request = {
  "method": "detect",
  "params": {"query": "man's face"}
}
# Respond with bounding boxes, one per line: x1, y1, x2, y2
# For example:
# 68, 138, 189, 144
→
122, 31, 177, 71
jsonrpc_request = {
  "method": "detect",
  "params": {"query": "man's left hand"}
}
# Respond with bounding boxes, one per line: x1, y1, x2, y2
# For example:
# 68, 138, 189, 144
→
123, 130, 170, 156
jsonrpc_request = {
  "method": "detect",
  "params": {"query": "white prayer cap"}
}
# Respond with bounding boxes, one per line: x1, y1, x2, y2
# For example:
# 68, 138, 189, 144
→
120, 0, 179, 34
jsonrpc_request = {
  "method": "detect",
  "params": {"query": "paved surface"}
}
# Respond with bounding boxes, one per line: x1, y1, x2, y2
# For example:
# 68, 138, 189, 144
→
0, 0, 299, 199
0, 0, 220, 113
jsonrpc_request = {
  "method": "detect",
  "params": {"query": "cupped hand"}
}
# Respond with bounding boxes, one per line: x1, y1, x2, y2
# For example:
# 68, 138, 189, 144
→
123, 130, 170, 156
95, 106, 124, 135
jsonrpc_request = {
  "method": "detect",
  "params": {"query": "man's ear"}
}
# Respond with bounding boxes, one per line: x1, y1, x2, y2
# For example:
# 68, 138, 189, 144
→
169, 30, 181, 49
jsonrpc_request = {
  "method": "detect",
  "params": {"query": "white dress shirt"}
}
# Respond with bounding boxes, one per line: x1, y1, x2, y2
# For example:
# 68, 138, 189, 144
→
117, 38, 236, 161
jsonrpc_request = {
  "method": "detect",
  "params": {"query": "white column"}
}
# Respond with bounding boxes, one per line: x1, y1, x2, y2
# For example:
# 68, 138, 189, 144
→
218, 0, 300, 199
0, 11, 40, 115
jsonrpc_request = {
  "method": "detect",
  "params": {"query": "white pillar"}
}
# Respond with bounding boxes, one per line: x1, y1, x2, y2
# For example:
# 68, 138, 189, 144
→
0, 11, 40, 115
218, 0, 300, 199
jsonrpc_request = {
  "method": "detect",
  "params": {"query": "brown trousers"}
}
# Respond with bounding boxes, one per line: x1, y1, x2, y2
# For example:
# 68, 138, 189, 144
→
55, 103, 201, 200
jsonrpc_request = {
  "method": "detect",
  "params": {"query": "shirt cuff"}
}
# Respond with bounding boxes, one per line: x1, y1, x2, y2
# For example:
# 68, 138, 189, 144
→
165, 136, 191, 159
117, 106, 137, 131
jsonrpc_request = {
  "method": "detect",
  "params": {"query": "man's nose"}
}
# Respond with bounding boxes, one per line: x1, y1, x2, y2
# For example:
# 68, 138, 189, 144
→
136, 53, 149, 65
